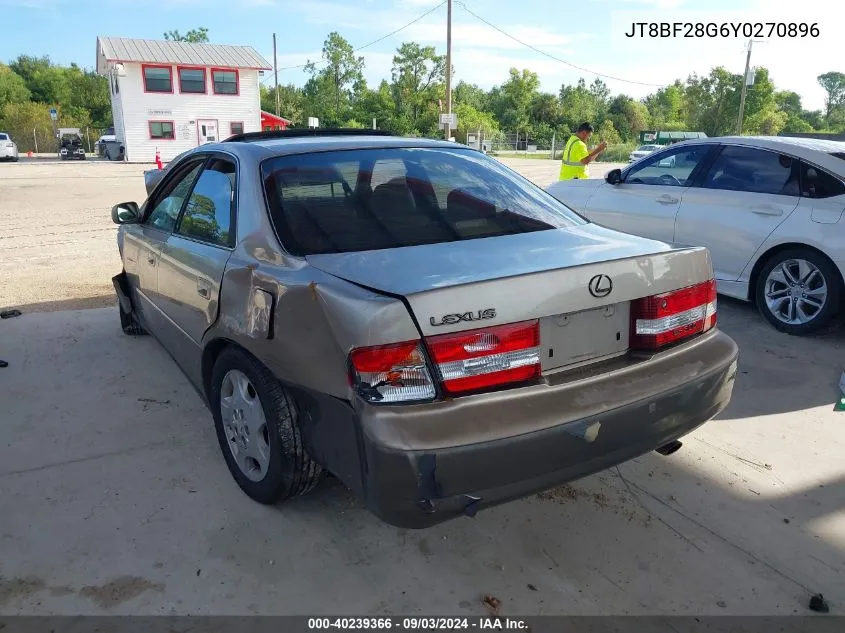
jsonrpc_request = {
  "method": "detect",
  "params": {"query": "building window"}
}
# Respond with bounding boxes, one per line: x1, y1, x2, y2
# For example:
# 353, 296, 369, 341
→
143, 65, 173, 93
149, 121, 175, 140
212, 68, 238, 95
178, 67, 206, 94
230, 122, 244, 136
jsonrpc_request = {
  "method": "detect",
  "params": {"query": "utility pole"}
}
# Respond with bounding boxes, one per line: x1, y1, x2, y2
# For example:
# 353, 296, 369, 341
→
273, 33, 280, 117
736, 39, 760, 135
444, 0, 452, 141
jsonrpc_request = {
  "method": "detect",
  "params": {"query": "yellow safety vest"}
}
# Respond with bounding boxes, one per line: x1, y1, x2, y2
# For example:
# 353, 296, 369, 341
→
559, 135, 588, 180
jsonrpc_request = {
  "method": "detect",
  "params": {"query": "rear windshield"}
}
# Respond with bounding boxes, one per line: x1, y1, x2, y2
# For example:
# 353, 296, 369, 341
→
261, 147, 584, 255
0, 133, 8, 141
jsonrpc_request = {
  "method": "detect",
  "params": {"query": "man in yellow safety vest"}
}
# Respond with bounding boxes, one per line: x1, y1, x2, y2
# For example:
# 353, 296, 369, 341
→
559, 122, 607, 180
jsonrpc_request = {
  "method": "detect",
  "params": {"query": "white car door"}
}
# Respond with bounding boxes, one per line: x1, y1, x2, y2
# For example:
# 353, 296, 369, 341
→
582, 144, 716, 243
674, 145, 801, 282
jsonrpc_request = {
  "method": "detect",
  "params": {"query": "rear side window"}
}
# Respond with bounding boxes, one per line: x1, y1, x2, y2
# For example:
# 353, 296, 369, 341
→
177, 159, 236, 247
801, 162, 845, 199
702, 146, 800, 196
261, 147, 585, 256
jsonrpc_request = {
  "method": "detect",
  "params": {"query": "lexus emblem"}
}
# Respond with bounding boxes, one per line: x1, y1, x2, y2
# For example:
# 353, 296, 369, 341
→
588, 274, 613, 298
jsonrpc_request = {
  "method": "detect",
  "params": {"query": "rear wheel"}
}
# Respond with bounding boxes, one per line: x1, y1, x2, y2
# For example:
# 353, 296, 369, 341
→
755, 248, 842, 335
210, 347, 322, 504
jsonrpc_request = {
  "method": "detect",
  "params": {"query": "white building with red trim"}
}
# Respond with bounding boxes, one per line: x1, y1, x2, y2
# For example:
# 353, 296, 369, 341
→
96, 36, 272, 162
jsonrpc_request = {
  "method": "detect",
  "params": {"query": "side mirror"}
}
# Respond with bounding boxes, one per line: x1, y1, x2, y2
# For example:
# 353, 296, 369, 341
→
112, 201, 140, 224
605, 168, 622, 185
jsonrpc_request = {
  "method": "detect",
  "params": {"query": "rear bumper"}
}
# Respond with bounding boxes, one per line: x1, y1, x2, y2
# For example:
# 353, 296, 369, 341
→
0, 146, 17, 159
354, 329, 738, 528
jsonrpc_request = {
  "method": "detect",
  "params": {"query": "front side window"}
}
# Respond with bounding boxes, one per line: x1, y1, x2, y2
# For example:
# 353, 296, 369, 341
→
178, 67, 206, 94
146, 162, 204, 232
261, 147, 585, 256
625, 144, 713, 187
149, 121, 175, 140
212, 69, 238, 95
143, 65, 172, 93
801, 162, 845, 199
702, 146, 800, 196
177, 159, 236, 247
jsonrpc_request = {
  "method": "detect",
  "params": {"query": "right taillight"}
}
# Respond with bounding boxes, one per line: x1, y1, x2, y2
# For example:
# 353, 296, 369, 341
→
630, 279, 717, 350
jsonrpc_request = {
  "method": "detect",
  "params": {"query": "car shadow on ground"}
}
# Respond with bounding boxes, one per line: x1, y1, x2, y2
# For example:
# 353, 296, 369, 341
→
1, 295, 117, 314
2, 306, 844, 614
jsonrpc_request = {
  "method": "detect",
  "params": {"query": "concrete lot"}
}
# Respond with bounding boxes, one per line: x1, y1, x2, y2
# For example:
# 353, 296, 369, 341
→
1, 159, 844, 616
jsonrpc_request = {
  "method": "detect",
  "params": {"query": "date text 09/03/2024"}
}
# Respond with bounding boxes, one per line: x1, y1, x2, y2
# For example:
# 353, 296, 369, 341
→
307, 617, 528, 630
624, 22, 819, 38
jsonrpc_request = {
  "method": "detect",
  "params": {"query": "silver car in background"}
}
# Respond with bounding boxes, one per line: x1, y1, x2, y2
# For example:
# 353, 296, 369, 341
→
0, 132, 19, 162
111, 130, 738, 528
628, 144, 661, 163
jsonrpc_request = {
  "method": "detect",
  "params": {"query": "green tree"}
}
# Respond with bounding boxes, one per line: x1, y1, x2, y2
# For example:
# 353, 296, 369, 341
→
164, 27, 209, 43
817, 72, 845, 121
608, 95, 649, 142
260, 84, 305, 125
595, 119, 621, 145
494, 68, 540, 134
9, 55, 69, 105
390, 42, 445, 134
643, 80, 687, 129
304, 32, 365, 126
454, 103, 499, 142
453, 80, 488, 111
0, 63, 31, 108
559, 79, 599, 130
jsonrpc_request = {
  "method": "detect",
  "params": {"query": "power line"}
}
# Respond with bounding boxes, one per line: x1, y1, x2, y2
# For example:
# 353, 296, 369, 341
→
454, 0, 666, 88
262, 0, 447, 83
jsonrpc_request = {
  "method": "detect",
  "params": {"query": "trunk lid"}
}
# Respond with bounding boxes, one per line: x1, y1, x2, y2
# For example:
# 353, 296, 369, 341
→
308, 224, 713, 370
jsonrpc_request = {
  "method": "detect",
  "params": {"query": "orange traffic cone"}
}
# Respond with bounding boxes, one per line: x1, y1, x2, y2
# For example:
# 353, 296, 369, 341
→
155, 149, 163, 170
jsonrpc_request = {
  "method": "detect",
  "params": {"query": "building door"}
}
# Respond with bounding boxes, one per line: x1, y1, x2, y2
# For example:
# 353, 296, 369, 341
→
197, 119, 219, 144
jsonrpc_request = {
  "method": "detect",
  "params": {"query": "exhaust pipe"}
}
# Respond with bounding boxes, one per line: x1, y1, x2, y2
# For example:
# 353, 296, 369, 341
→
655, 440, 683, 456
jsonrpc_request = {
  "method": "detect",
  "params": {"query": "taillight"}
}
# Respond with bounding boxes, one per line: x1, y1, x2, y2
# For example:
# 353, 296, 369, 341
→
426, 320, 541, 395
349, 341, 436, 403
630, 279, 717, 350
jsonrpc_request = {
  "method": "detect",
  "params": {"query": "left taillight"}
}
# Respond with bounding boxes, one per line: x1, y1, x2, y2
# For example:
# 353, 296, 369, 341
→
349, 341, 436, 404
630, 279, 717, 350
348, 320, 541, 403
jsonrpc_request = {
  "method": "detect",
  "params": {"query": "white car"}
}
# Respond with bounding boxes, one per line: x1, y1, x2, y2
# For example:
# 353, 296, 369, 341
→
0, 132, 19, 162
628, 144, 661, 163
547, 136, 845, 335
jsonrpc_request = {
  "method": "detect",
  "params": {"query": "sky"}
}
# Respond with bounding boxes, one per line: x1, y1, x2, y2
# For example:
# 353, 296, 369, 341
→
1, 0, 841, 111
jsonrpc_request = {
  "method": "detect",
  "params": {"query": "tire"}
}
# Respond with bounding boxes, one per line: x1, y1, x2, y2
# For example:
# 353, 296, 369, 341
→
119, 303, 146, 335
755, 248, 842, 335
210, 347, 323, 504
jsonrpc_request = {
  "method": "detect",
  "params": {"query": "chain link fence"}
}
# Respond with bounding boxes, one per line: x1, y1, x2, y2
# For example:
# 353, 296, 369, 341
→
9, 126, 107, 155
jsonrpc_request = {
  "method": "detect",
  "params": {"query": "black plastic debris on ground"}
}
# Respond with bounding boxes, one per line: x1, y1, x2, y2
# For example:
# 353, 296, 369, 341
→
0, 309, 22, 319
0, 360, 7, 368
809, 593, 830, 613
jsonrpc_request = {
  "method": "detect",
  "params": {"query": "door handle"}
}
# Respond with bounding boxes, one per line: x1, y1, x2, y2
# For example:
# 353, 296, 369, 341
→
197, 281, 211, 299
656, 194, 679, 205
751, 205, 783, 216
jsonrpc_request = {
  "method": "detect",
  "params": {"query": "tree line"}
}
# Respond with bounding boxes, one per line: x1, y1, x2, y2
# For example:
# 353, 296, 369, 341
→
2, 28, 845, 154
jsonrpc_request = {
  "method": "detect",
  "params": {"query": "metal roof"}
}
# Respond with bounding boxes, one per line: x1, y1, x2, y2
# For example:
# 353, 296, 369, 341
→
96, 36, 271, 72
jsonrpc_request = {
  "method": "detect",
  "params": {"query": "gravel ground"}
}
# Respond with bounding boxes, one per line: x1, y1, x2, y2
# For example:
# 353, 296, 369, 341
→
0, 158, 625, 313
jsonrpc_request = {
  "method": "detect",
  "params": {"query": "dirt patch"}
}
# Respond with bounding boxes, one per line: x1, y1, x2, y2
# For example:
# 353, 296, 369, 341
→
0, 576, 46, 605
537, 484, 609, 507
79, 576, 164, 609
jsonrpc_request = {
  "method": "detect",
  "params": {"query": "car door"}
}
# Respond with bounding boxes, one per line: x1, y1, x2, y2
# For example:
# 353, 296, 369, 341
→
121, 160, 204, 330
583, 144, 716, 243
674, 144, 801, 282
155, 155, 236, 357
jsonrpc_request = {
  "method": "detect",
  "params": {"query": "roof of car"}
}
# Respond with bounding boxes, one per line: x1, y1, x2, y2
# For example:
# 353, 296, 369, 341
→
649, 135, 845, 175
200, 133, 467, 161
